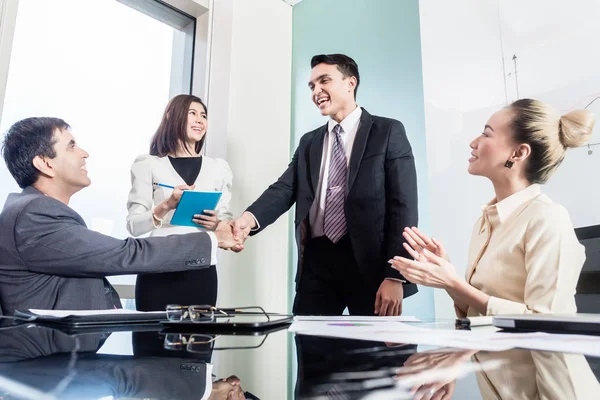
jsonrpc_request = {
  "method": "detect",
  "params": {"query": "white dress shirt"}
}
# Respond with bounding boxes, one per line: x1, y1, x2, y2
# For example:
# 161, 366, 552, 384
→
309, 106, 362, 238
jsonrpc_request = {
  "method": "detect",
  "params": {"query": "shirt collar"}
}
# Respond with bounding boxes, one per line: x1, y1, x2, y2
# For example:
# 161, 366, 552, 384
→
481, 184, 542, 224
328, 105, 362, 134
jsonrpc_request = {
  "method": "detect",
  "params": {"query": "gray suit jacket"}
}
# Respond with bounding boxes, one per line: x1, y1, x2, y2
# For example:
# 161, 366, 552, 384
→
0, 187, 213, 315
0, 325, 210, 400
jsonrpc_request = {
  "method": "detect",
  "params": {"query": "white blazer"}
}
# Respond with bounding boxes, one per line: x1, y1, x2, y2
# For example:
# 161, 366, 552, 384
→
126, 154, 233, 238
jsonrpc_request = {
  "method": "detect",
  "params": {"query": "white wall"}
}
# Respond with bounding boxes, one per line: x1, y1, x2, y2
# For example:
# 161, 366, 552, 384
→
0, 0, 18, 119
208, 0, 292, 314
496, 0, 600, 228
203, 0, 233, 159
205, 0, 292, 398
419, 0, 600, 319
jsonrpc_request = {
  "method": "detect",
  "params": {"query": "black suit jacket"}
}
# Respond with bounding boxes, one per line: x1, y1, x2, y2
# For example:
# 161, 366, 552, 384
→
247, 108, 418, 295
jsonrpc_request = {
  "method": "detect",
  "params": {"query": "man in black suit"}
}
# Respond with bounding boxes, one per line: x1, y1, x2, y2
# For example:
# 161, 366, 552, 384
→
294, 335, 417, 398
232, 54, 419, 316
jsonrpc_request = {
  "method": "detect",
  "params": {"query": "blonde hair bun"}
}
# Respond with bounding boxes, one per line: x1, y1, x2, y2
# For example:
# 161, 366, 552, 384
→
559, 110, 595, 148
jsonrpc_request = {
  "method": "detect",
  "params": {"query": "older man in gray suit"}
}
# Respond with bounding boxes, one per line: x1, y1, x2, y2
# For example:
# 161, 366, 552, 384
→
0, 117, 240, 316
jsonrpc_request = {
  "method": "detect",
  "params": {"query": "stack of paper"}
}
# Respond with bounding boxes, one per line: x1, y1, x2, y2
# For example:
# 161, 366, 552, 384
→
288, 316, 600, 357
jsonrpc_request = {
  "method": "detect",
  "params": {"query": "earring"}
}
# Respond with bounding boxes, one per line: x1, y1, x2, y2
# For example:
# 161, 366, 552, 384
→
504, 160, 514, 169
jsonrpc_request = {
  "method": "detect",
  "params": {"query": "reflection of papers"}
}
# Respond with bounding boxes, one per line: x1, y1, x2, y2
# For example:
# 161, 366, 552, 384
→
29, 309, 165, 317
290, 319, 600, 357
289, 320, 424, 334
294, 315, 420, 322
492, 332, 600, 357
292, 324, 515, 351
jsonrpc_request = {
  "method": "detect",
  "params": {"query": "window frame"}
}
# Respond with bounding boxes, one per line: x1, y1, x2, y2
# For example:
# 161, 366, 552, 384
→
0, 0, 212, 301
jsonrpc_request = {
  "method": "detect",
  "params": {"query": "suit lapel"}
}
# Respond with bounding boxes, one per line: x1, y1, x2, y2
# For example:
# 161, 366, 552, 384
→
309, 125, 327, 194
347, 108, 372, 192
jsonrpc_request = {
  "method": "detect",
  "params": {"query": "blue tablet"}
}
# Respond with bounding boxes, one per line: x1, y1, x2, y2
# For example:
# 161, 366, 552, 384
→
170, 191, 222, 227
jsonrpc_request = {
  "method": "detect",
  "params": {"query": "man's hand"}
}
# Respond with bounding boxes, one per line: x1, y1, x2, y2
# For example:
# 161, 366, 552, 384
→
229, 212, 257, 251
374, 279, 404, 316
210, 375, 246, 400
214, 222, 241, 250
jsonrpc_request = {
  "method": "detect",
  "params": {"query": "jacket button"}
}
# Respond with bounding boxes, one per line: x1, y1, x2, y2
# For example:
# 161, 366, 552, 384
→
306, 196, 313, 202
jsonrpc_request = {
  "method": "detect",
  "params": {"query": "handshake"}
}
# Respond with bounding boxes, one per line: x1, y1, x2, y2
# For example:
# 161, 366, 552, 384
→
213, 212, 257, 252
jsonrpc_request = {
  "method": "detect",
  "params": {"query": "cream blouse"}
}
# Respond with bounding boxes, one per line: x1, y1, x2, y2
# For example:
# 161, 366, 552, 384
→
460, 184, 585, 317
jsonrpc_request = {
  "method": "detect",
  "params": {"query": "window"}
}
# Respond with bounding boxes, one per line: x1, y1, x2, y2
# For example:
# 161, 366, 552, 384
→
0, 0, 197, 291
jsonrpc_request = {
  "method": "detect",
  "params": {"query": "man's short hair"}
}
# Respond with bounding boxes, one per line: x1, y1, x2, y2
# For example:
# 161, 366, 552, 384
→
2, 117, 70, 188
310, 53, 360, 98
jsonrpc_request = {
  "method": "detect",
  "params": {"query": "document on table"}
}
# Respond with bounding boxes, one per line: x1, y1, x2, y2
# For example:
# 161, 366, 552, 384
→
293, 315, 421, 322
288, 318, 600, 358
29, 309, 165, 317
289, 319, 425, 334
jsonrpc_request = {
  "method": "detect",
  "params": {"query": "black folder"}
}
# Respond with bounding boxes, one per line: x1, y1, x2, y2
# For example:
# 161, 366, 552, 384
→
493, 313, 600, 335
14, 309, 167, 327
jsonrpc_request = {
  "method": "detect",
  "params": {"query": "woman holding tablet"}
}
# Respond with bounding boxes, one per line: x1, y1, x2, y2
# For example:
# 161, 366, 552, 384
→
126, 94, 233, 311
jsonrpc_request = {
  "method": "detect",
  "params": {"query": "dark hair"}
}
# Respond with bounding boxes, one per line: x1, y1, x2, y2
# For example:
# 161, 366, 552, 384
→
508, 98, 594, 184
311, 54, 360, 98
150, 94, 208, 157
1, 117, 69, 188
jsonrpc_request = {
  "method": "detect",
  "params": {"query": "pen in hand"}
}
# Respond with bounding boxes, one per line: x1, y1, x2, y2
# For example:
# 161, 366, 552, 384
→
156, 183, 196, 216
153, 182, 175, 189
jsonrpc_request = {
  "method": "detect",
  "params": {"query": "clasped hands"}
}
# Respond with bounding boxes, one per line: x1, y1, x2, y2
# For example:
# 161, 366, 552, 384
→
213, 212, 256, 251
388, 227, 461, 290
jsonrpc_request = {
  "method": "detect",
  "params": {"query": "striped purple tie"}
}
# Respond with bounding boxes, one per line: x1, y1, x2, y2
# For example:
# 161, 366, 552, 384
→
324, 124, 348, 243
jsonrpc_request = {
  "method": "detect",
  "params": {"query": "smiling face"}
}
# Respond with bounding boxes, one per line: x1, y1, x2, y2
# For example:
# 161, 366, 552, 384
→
308, 62, 357, 121
47, 128, 91, 192
468, 108, 517, 180
185, 101, 208, 145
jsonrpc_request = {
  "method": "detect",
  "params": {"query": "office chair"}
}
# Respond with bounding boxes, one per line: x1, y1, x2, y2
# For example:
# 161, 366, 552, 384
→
575, 225, 600, 314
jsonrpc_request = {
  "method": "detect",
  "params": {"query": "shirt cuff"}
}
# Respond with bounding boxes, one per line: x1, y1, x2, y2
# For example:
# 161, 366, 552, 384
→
486, 296, 528, 316
384, 277, 406, 283
245, 211, 260, 231
206, 231, 218, 265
